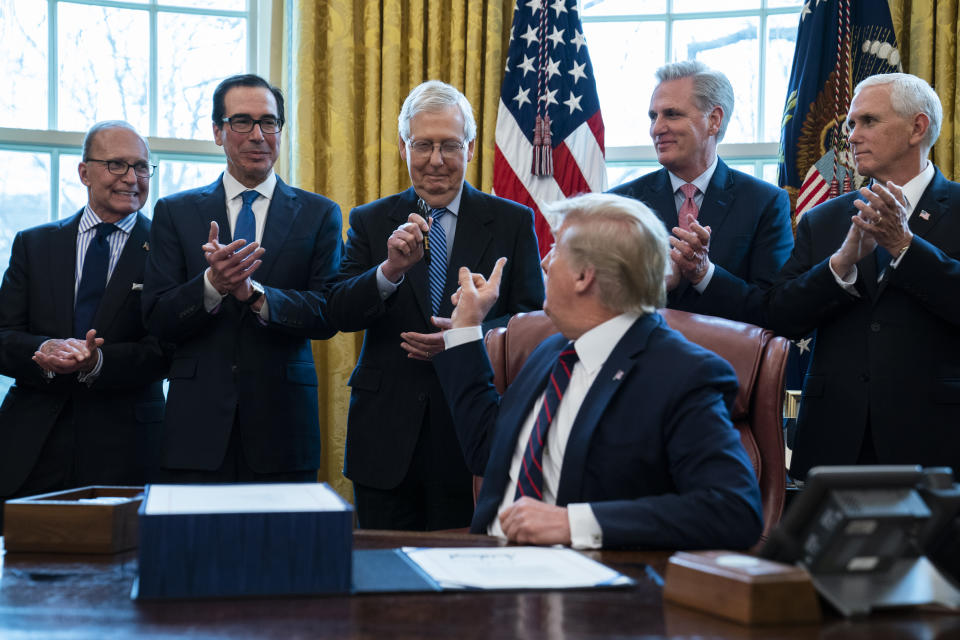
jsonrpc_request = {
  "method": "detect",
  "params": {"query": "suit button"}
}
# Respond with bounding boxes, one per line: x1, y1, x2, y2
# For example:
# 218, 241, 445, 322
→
231, 365, 238, 374
870, 322, 881, 332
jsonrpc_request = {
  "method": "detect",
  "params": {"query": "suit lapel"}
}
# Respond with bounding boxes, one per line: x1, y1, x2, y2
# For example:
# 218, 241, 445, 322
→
698, 159, 734, 236
442, 183, 493, 317
94, 215, 149, 336
555, 314, 658, 505
53, 212, 82, 337
646, 169, 679, 229
257, 177, 300, 283
392, 188, 433, 323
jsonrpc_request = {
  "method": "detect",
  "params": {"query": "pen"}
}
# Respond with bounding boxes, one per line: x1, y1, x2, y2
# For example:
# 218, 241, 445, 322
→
417, 197, 431, 263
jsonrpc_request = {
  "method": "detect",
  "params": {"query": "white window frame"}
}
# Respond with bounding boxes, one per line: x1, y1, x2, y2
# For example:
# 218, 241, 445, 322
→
580, 0, 801, 182
0, 0, 276, 217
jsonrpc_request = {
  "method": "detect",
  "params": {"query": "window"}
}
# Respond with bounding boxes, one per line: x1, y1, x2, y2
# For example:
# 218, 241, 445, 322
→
0, 0, 268, 274
580, 0, 803, 187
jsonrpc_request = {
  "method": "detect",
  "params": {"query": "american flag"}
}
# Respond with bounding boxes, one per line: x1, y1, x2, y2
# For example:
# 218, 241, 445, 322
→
493, 0, 606, 257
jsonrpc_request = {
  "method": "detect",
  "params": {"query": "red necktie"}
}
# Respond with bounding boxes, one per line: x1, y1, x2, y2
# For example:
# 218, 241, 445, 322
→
678, 183, 699, 231
515, 342, 579, 500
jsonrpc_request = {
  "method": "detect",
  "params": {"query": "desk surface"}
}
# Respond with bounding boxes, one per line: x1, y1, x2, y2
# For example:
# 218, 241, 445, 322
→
1, 530, 958, 639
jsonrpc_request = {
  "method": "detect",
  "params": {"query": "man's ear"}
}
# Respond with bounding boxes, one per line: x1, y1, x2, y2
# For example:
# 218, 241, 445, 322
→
574, 265, 596, 294
910, 112, 930, 147
78, 162, 90, 186
708, 105, 723, 137
213, 122, 225, 147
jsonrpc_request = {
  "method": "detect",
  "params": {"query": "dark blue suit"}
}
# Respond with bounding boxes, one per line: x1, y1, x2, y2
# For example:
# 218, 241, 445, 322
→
0, 211, 167, 499
332, 183, 544, 528
142, 175, 342, 474
433, 313, 763, 549
701, 168, 960, 479
609, 159, 793, 311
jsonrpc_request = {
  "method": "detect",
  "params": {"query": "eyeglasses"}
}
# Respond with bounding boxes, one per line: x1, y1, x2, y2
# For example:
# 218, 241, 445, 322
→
221, 116, 283, 134
407, 140, 466, 160
86, 159, 156, 178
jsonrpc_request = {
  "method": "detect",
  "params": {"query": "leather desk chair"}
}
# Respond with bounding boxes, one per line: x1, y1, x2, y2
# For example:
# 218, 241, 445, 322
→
480, 309, 790, 543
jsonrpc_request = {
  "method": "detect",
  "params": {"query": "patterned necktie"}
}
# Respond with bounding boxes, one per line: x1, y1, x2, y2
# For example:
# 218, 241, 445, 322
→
427, 208, 448, 315
678, 183, 699, 231
74, 222, 119, 338
234, 190, 259, 244
515, 341, 579, 500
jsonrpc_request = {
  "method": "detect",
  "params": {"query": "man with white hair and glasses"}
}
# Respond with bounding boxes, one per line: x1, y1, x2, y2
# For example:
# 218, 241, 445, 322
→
332, 80, 544, 530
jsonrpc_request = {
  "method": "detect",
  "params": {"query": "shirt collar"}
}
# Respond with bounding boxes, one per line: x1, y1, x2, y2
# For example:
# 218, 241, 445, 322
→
899, 161, 935, 216
222, 170, 277, 203
573, 312, 642, 375
668, 155, 718, 196
80, 205, 137, 235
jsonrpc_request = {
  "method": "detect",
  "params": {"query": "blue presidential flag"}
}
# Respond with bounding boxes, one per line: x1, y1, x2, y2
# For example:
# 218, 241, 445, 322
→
778, 0, 900, 224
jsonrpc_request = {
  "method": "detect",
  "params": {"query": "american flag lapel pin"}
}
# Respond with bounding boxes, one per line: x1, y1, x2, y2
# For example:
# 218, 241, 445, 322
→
142, 241, 150, 251
613, 370, 624, 381
919, 210, 931, 221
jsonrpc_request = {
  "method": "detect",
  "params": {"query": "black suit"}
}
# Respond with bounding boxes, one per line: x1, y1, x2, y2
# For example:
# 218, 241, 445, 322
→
333, 183, 545, 529
0, 211, 167, 512
701, 168, 960, 478
609, 159, 793, 310
142, 176, 342, 477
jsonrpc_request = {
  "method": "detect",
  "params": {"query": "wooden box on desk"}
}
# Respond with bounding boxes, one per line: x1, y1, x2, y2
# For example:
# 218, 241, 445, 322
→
663, 551, 821, 625
135, 483, 353, 599
3, 486, 143, 554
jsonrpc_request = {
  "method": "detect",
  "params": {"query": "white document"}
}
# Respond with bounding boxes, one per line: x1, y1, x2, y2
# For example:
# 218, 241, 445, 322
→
143, 483, 349, 515
402, 546, 633, 590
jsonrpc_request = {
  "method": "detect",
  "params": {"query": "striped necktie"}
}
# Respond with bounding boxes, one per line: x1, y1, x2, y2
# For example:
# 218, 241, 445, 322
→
515, 341, 579, 500
428, 208, 448, 315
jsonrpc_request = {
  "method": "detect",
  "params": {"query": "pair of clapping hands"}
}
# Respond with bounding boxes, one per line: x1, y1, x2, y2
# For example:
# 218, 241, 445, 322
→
202, 221, 262, 303
668, 181, 913, 288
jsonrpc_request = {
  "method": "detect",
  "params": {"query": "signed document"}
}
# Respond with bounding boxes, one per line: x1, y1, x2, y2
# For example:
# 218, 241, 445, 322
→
401, 546, 634, 590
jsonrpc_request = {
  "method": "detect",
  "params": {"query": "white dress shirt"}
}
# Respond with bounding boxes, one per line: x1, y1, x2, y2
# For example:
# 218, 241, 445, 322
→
444, 312, 641, 549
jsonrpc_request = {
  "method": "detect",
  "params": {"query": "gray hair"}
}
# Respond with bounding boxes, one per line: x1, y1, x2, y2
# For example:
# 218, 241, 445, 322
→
397, 80, 477, 143
854, 72, 942, 150
542, 193, 668, 314
655, 60, 734, 141
82, 121, 146, 161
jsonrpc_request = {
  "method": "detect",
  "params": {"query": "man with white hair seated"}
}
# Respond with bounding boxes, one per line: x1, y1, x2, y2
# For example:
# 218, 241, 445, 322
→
432, 192, 763, 550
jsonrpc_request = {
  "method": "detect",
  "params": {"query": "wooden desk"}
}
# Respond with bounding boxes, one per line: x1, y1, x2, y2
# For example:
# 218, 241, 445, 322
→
1, 530, 958, 639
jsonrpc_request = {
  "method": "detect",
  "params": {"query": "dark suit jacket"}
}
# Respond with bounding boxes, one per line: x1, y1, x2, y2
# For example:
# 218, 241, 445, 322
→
142, 175, 343, 473
609, 159, 793, 310
433, 313, 763, 549
702, 168, 960, 479
332, 183, 545, 490
0, 211, 167, 496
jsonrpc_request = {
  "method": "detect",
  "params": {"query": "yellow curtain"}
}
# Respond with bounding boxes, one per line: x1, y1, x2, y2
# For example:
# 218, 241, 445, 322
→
889, 0, 960, 179
284, 0, 514, 503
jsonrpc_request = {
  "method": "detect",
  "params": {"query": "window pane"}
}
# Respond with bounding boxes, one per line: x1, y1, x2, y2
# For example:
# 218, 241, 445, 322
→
584, 21, 665, 147
762, 162, 779, 185
59, 154, 86, 219
581, 0, 666, 16
0, 0, 47, 129
607, 164, 660, 189
765, 12, 800, 142
58, 5, 149, 133
672, 17, 760, 144
0, 150, 51, 272
767, 0, 803, 7
157, 159, 223, 200
728, 162, 757, 177
672, 0, 759, 11
158, 13, 247, 139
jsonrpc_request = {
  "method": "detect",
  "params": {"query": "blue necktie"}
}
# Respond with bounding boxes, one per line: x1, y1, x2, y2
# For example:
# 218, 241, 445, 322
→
428, 208, 448, 315
234, 190, 259, 244
74, 222, 118, 338
515, 342, 579, 500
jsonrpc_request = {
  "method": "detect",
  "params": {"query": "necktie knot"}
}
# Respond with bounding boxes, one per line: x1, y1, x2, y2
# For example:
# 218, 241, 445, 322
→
241, 190, 259, 206
431, 207, 447, 222
94, 222, 118, 240
679, 183, 698, 200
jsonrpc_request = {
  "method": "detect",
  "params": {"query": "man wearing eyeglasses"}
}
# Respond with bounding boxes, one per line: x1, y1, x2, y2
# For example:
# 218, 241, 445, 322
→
332, 80, 544, 530
143, 74, 342, 483
0, 121, 168, 531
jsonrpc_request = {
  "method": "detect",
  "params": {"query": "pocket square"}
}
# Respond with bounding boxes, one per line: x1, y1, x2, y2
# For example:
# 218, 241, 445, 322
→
132, 283, 144, 291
